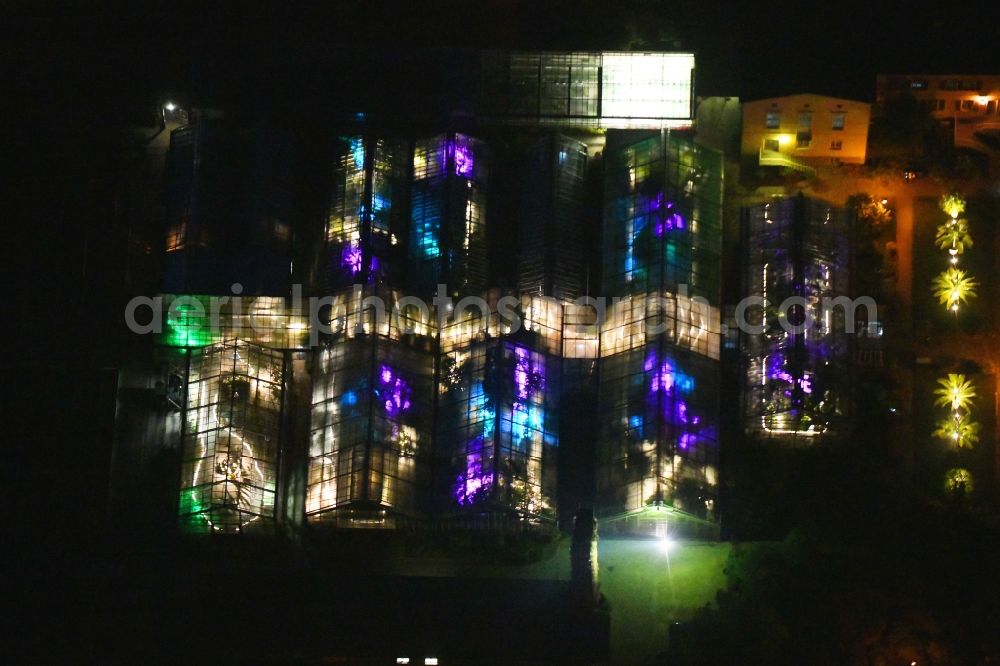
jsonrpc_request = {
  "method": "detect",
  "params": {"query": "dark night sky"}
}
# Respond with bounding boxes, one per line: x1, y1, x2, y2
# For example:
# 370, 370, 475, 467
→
6, 0, 1000, 316
11, 0, 1000, 119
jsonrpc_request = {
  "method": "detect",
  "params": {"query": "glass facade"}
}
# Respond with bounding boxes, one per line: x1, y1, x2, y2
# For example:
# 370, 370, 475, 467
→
326, 136, 408, 289
603, 132, 722, 302
409, 133, 488, 297
437, 295, 564, 524
306, 289, 435, 526
178, 340, 285, 533
597, 346, 718, 520
597, 131, 723, 530
163, 116, 298, 295
742, 196, 851, 438
517, 134, 589, 301
481, 51, 694, 129
119, 54, 732, 536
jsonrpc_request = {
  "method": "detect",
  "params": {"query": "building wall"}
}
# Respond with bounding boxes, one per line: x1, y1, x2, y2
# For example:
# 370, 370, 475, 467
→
742, 94, 871, 166
178, 340, 285, 533
163, 113, 300, 295
307, 295, 435, 526
875, 74, 1000, 151
409, 133, 489, 298
480, 51, 695, 129
517, 133, 588, 301
694, 96, 742, 158
741, 196, 852, 440
596, 343, 719, 525
437, 294, 564, 524
597, 131, 722, 528
602, 131, 723, 303
324, 136, 409, 291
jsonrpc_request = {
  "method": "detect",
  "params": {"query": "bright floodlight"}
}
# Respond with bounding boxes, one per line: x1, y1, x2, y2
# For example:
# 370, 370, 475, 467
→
600, 52, 694, 126
164, 102, 177, 112
661, 536, 676, 555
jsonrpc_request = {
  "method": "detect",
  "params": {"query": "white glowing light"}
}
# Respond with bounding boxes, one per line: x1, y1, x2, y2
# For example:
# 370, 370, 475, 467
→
600, 53, 694, 127
164, 102, 177, 112
661, 536, 676, 554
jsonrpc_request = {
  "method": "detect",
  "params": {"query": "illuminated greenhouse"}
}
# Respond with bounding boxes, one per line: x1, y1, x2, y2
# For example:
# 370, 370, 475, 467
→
325, 135, 408, 290
110, 50, 731, 537
741, 195, 851, 439
409, 132, 489, 297
517, 133, 589, 302
306, 288, 436, 526
597, 131, 723, 532
157, 295, 310, 533
437, 294, 565, 524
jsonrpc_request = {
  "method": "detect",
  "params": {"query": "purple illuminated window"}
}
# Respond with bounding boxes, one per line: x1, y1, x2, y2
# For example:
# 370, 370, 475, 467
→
377, 365, 412, 417
454, 436, 493, 505
340, 242, 379, 279
447, 137, 475, 177
647, 194, 685, 237
766, 354, 813, 394
341, 243, 363, 275
514, 346, 530, 399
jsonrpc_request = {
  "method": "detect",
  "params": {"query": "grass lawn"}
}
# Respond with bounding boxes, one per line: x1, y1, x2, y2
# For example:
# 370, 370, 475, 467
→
598, 539, 732, 664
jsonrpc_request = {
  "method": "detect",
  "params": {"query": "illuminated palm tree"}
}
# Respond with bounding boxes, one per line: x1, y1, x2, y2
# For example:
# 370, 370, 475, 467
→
944, 468, 972, 494
932, 267, 978, 312
932, 413, 981, 448
934, 218, 973, 255
933, 373, 977, 412
939, 193, 966, 220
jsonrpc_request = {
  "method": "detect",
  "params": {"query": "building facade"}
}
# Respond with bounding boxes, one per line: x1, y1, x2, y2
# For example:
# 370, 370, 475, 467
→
596, 131, 723, 535
875, 74, 1000, 153
112, 50, 725, 537
741, 94, 871, 169
740, 195, 852, 440
163, 111, 299, 295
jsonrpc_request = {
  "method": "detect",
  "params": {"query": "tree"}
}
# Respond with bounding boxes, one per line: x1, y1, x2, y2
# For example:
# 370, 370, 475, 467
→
939, 193, 966, 220
869, 93, 948, 161
934, 218, 973, 255
933, 374, 977, 412
932, 413, 981, 448
944, 468, 973, 495
932, 268, 978, 313
855, 195, 893, 228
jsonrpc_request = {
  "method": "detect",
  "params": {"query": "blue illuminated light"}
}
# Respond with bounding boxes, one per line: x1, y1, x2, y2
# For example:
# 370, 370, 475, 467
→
350, 137, 365, 170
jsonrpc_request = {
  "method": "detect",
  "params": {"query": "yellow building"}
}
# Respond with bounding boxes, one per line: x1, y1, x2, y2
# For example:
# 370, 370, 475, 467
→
742, 94, 871, 169
876, 74, 1000, 152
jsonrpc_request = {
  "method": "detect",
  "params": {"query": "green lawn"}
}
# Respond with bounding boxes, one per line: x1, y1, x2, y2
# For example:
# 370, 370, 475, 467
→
378, 533, 733, 663
598, 539, 732, 664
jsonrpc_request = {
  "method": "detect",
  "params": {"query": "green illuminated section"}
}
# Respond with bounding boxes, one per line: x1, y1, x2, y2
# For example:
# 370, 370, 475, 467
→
178, 489, 213, 534
161, 296, 220, 347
